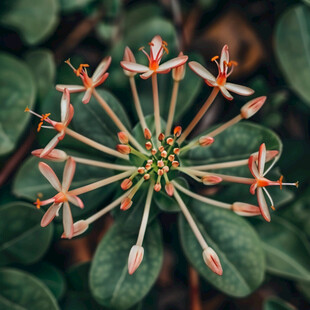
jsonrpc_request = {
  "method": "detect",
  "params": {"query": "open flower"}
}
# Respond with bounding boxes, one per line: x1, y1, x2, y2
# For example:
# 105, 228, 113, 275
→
36, 157, 84, 239
56, 56, 111, 104
248, 143, 298, 222
120, 35, 188, 79
25, 89, 73, 158
189, 45, 254, 100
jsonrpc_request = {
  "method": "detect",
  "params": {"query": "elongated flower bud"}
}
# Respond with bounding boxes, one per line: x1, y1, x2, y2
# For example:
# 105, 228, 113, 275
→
117, 144, 131, 154
241, 96, 266, 119
121, 178, 133, 190
61, 220, 88, 239
123, 47, 136, 77
118, 132, 129, 144
174, 126, 182, 137
202, 175, 222, 185
199, 136, 214, 147
144, 128, 152, 140
202, 247, 223, 276
121, 197, 132, 210
158, 133, 165, 141
232, 202, 261, 217
165, 183, 174, 196
172, 52, 186, 81
128, 245, 144, 275
32, 149, 68, 162
154, 183, 161, 192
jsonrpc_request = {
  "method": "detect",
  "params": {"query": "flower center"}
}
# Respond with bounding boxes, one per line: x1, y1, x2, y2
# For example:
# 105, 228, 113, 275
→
54, 192, 68, 203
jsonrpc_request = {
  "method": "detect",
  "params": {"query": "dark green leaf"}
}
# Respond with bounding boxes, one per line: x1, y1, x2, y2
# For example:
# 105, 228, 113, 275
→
179, 201, 265, 297
0, 268, 59, 309
0, 53, 36, 155
264, 296, 296, 310
59, 0, 94, 12
0, 202, 53, 266
90, 220, 163, 309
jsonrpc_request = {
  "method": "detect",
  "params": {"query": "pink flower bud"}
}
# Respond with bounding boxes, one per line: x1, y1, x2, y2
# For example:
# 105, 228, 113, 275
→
202, 175, 222, 185
137, 167, 145, 174
118, 132, 129, 144
158, 133, 165, 141
232, 202, 261, 217
32, 149, 68, 162
159, 146, 164, 152
199, 136, 214, 147
123, 47, 136, 77
240, 96, 266, 119
165, 183, 174, 196
144, 128, 152, 140
161, 150, 167, 158
121, 197, 132, 210
172, 52, 186, 81
163, 166, 169, 173
144, 174, 150, 180
174, 126, 182, 137
172, 161, 179, 168
168, 154, 175, 161
117, 144, 131, 154
61, 220, 88, 239
145, 141, 152, 150
151, 148, 157, 155
202, 247, 223, 276
158, 169, 163, 176
154, 183, 161, 192
128, 245, 144, 275
173, 148, 180, 155
166, 137, 174, 145
121, 178, 133, 190
157, 160, 164, 168
145, 163, 152, 170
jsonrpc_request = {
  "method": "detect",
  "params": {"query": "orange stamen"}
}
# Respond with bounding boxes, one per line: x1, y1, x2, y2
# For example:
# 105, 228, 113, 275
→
24, 106, 30, 112
139, 46, 145, 51
228, 60, 238, 67
76, 64, 89, 77
37, 122, 43, 132
148, 42, 154, 46
211, 56, 219, 62
35, 198, 41, 209
278, 175, 283, 190
271, 205, 276, 211
162, 44, 169, 55
41, 113, 51, 121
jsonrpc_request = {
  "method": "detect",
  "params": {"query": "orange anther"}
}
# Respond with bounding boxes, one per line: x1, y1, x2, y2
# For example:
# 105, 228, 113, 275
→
211, 56, 219, 62
76, 64, 89, 76
162, 40, 168, 46
24, 106, 30, 112
148, 42, 154, 46
162, 45, 169, 55
229, 60, 238, 67
35, 198, 41, 209
139, 46, 145, 51
278, 175, 283, 190
41, 113, 50, 121
37, 122, 43, 132
271, 205, 276, 211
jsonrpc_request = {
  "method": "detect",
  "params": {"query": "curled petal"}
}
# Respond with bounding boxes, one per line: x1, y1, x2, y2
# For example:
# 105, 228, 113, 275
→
62, 157, 76, 192
123, 46, 136, 63
248, 155, 259, 179
150, 35, 163, 61
188, 61, 216, 84
92, 56, 111, 83
56, 84, 86, 93
219, 86, 233, 100
120, 61, 149, 73
128, 245, 144, 275
65, 104, 74, 127
172, 52, 186, 81
156, 56, 188, 73
232, 202, 261, 217
203, 247, 223, 276
38, 162, 61, 191
93, 72, 109, 88
140, 70, 154, 80
224, 83, 254, 96
41, 203, 61, 227
61, 220, 88, 238
258, 143, 266, 176
82, 88, 93, 104
61, 88, 70, 123
40, 132, 64, 158
220, 45, 229, 73
32, 149, 68, 162
63, 202, 74, 239
257, 187, 271, 222
67, 195, 84, 208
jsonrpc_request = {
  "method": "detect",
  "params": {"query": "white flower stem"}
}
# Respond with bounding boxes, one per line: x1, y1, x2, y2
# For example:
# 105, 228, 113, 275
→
172, 181, 231, 209
129, 76, 147, 131
93, 89, 145, 153
174, 188, 208, 250
178, 88, 219, 144
152, 74, 161, 146
85, 191, 129, 224
186, 158, 249, 171
136, 180, 154, 246
165, 80, 180, 136
65, 127, 128, 160
72, 156, 134, 170
68, 169, 134, 196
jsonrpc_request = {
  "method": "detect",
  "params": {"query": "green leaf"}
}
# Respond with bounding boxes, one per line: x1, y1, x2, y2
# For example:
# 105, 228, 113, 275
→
264, 297, 296, 310
181, 121, 282, 176
256, 216, 310, 281
0, 202, 53, 266
13, 155, 114, 218
0, 0, 59, 45
25, 49, 56, 100
90, 220, 163, 309
179, 201, 265, 297
275, 4, 310, 106
297, 281, 310, 303
67, 262, 91, 291
24, 262, 66, 301
0, 268, 59, 309
59, 0, 95, 12
0, 53, 36, 156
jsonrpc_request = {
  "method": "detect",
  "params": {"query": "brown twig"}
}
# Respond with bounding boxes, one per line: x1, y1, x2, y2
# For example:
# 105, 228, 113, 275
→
189, 266, 202, 310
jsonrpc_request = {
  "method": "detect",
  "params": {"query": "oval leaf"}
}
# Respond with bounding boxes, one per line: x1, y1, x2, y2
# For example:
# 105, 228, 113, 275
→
0, 268, 59, 310
90, 220, 163, 309
0, 53, 36, 155
0, 202, 53, 266
179, 201, 265, 297
264, 297, 296, 310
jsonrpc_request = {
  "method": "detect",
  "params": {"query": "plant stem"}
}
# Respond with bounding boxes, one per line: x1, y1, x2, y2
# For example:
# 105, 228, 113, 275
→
179, 88, 219, 144
65, 128, 129, 160
129, 76, 147, 131
72, 156, 134, 170
166, 80, 180, 136
152, 74, 161, 145
189, 267, 202, 310
186, 158, 249, 170
93, 89, 145, 153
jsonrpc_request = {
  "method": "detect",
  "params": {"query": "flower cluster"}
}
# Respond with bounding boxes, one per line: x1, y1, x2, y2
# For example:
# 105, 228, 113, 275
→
26, 35, 297, 276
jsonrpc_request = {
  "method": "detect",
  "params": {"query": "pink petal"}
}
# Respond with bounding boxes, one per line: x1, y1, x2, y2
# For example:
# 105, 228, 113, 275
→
219, 86, 233, 100
157, 56, 188, 72
38, 162, 62, 191
65, 104, 74, 126
257, 187, 271, 222
61, 220, 89, 239
63, 202, 74, 239
248, 155, 259, 178
92, 56, 112, 83
62, 157, 76, 192
67, 195, 84, 209
38, 197, 55, 206
220, 45, 229, 73
225, 83, 254, 96
120, 61, 149, 73
32, 149, 68, 162
258, 143, 266, 176
40, 133, 63, 158
188, 61, 216, 83
93, 72, 109, 88
56, 84, 86, 93
123, 46, 136, 63
41, 203, 61, 227
140, 70, 154, 80
150, 35, 163, 61
61, 88, 70, 123
82, 88, 93, 104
